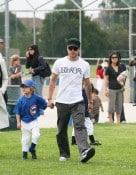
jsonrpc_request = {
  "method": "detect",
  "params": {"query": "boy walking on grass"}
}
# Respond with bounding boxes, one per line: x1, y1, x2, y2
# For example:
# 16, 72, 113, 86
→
14, 79, 48, 160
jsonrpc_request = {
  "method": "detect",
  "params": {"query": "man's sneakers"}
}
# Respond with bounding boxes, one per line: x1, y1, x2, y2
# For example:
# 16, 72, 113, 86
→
59, 156, 68, 161
80, 147, 95, 163
29, 150, 37, 159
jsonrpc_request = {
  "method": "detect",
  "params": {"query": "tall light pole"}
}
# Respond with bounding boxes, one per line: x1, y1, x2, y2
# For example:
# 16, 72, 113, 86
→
25, 0, 54, 44
121, 0, 134, 102
5, 0, 10, 66
70, 0, 82, 56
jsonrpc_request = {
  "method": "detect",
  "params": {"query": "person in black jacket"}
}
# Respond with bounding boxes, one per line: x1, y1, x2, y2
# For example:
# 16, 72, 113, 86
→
25, 44, 45, 97
129, 57, 136, 106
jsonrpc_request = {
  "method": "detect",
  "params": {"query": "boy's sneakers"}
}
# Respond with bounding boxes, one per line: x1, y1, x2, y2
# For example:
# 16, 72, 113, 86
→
80, 147, 95, 163
29, 150, 37, 159
90, 140, 102, 146
71, 136, 77, 145
22, 152, 28, 160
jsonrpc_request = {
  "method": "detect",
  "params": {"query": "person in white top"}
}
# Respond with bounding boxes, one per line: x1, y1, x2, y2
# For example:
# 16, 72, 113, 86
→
48, 38, 95, 163
0, 38, 4, 59
0, 58, 9, 129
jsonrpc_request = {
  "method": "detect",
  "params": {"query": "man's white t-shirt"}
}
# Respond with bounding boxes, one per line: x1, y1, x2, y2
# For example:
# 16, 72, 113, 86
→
52, 56, 90, 104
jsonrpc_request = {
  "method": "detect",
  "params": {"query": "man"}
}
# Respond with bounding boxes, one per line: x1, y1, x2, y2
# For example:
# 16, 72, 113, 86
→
48, 38, 95, 163
0, 38, 4, 59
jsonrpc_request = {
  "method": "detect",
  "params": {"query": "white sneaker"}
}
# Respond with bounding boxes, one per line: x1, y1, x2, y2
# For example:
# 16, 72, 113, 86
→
121, 120, 127, 124
59, 156, 68, 161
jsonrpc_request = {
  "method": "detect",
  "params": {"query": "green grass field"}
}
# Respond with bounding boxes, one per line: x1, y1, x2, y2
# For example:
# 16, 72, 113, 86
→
0, 124, 136, 175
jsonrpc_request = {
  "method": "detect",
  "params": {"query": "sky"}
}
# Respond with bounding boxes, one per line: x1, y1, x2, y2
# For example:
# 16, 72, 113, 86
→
0, 0, 102, 19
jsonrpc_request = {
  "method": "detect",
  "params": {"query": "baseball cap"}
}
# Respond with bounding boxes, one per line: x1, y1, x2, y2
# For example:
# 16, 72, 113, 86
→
0, 38, 4, 43
20, 79, 35, 88
67, 38, 80, 48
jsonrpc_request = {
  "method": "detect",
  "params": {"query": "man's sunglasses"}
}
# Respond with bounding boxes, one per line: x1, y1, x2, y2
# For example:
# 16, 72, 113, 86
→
68, 46, 78, 51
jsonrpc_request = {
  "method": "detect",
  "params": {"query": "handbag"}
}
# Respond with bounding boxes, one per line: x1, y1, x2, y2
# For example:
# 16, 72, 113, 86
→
38, 56, 51, 78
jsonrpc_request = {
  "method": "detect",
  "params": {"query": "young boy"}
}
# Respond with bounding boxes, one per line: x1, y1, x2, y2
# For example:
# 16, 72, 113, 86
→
72, 85, 101, 146
91, 88, 104, 123
13, 79, 48, 160
9, 54, 22, 85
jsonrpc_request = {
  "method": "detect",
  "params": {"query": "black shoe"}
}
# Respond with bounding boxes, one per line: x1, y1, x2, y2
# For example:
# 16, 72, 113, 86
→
80, 147, 95, 163
22, 152, 28, 160
71, 136, 77, 145
22, 156, 28, 160
29, 150, 37, 159
133, 104, 136, 106
90, 140, 102, 146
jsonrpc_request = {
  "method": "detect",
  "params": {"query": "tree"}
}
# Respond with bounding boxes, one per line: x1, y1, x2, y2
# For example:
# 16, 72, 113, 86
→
40, 0, 112, 58
0, 12, 33, 56
99, 0, 136, 57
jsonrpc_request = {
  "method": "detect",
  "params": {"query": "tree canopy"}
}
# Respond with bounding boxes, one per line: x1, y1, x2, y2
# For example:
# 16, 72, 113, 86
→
39, 0, 113, 58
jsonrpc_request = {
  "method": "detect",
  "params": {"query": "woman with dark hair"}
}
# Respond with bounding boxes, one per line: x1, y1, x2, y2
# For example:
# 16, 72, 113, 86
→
25, 44, 45, 96
104, 51, 124, 123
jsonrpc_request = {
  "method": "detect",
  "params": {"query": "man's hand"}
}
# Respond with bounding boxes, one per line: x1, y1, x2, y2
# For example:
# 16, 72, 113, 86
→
47, 99, 55, 109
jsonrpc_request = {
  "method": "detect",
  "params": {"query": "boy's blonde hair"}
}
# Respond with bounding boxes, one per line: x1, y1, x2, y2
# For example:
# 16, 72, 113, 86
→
10, 54, 20, 66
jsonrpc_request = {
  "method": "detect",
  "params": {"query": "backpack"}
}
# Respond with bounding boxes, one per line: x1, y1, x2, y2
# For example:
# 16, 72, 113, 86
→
38, 56, 51, 78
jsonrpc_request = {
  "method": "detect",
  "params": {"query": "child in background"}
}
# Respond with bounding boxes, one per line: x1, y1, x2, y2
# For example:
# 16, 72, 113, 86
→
91, 88, 104, 123
96, 59, 104, 93
13, 79, 48, 160
9, 55, 22, 85
71, 84, 101, 146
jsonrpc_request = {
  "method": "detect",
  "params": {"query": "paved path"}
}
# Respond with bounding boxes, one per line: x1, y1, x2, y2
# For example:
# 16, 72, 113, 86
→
38, 102, 136, 128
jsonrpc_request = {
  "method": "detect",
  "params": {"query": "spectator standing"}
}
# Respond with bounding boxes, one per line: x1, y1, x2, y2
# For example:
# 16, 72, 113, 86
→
0, 38, 4, 59
112, 53, 127, 123
9, 54, 22, 85
129, 58, 136, 106
0, 58, 9, 129
48, 38, 95, 163
25, 44, 45, 96
105, 51, 124, 123
96, 61, 104, 93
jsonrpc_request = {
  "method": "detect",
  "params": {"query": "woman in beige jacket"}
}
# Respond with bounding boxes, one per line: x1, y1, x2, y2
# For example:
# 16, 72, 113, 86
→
0, 59, 9, 129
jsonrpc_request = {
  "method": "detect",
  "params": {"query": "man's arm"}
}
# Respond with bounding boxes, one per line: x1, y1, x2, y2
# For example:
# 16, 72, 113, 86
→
83, 78, 93, 102
83, 78, 93, 112
48, 73, 58, 108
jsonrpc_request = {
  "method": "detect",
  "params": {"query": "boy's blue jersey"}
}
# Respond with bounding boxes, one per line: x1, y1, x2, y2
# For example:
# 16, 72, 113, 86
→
13, 94, 47, 123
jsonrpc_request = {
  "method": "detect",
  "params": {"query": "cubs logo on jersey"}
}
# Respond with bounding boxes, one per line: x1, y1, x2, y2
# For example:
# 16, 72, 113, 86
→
30, 105, 37, 115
